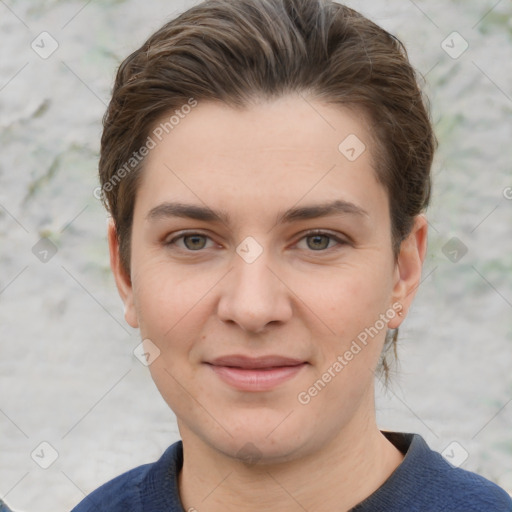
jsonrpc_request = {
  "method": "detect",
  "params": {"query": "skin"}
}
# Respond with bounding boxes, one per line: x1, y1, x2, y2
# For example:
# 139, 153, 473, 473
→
109, 93, 428, 511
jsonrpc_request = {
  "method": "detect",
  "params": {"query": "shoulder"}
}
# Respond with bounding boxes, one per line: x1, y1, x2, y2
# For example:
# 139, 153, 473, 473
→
408, 434, 511, 510
70, 463, 150, 511
0, 499, 15, 512
70, 441, 183, 512
355, 432, 512, 512
420, 443, 512, 511
443, 469, 512, 511
401, 433, 512, 511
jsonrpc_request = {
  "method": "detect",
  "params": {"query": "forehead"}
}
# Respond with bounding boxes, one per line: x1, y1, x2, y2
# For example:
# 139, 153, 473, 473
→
133, 94, 387, 226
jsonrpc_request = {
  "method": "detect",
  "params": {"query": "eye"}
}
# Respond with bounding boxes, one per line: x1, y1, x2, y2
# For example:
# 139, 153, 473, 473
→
165, 232, 214, 251
296, 230, 348, 252
165, 230, 348, 253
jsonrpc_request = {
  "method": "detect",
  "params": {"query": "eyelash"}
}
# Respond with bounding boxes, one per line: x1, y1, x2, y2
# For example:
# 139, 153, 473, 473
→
165, 229, 348, 253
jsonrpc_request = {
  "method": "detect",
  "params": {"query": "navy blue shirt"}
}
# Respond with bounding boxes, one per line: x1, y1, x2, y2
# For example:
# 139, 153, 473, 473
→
0, 500, 15, 512
71, 432, 512, 511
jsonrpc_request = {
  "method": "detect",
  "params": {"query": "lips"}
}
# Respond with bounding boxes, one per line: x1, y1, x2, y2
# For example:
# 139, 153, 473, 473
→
205, 354, 308, 391
207, 354, 306, 369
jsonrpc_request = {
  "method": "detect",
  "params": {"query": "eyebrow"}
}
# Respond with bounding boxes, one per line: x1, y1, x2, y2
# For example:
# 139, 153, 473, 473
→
146, 199, 369, 226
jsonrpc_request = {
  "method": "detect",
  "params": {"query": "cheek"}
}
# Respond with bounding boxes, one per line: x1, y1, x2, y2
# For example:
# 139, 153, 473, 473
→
131, 262, 217, 367
295, 260, 395, 392
132, 259, 197, 329
295, 260, 393, 337
133, 268, 175, 336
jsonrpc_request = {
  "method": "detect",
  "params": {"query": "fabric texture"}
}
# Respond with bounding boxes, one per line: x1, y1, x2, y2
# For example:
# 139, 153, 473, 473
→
71, 432, 512, 511
0, 500, 15, 512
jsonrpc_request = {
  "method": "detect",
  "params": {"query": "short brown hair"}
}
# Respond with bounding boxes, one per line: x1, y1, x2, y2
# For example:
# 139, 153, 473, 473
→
99, 0, 436, 381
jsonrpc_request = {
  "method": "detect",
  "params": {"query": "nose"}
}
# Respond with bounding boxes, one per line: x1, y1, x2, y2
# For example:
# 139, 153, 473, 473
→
217, 243, 293, 334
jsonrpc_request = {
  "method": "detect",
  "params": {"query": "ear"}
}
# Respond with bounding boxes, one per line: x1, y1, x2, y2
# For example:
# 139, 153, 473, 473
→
108, 219, 139, 328
388, 214, 428, 329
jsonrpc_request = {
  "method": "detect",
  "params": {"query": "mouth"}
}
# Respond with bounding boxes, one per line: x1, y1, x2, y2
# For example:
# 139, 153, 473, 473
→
204, 355, 308, 391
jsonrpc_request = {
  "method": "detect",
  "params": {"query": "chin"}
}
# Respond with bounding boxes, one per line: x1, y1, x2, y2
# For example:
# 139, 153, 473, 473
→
223, 436, 305, 466
203, 417, 314, 465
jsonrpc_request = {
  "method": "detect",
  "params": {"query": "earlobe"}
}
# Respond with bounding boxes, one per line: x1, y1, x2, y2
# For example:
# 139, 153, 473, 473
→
388, 214, 428, 329
107, 219, 139, 329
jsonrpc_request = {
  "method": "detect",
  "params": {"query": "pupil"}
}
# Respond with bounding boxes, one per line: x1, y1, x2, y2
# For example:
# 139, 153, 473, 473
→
183, 234, 329, 251
186, 235, 205, 250
309, 235, 328, 250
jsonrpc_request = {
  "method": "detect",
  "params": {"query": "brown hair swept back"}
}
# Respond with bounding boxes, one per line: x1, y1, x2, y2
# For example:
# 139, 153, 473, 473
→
99, 0, 436, 382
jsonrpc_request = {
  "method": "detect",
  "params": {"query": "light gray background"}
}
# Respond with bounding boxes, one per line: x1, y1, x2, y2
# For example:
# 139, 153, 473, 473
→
1, 0, 511, 510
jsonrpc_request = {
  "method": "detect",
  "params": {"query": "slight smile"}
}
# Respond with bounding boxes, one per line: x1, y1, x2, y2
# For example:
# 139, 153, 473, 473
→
204, 355, 309, 392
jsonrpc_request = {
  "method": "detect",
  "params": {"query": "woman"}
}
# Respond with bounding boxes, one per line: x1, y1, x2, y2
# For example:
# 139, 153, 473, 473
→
72, 0, 512, 510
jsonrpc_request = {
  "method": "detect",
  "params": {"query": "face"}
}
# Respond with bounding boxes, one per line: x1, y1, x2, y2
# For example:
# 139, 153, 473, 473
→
110, 94, 426, 464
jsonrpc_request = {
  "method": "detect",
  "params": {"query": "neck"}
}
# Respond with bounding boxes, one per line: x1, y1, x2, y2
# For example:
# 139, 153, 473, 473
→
177, 397, 404, 511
